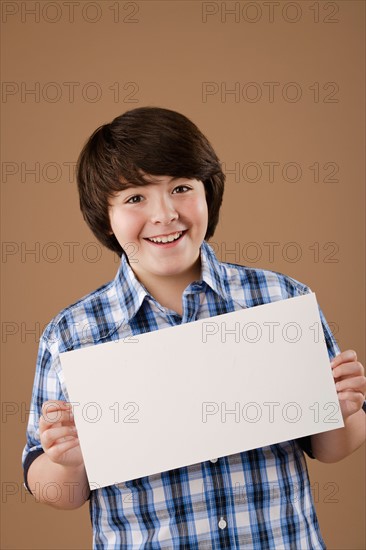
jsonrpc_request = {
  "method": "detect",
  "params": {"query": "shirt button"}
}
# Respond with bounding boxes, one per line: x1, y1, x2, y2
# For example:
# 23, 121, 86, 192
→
218, 517, 227, 530
210, 458, 218, 463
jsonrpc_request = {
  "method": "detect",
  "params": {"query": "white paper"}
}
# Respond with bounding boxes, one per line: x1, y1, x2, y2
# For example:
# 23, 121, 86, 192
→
60, 292, 343, 489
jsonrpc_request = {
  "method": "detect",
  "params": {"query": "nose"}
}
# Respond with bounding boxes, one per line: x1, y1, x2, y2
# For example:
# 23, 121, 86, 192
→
150, 195, 179, 225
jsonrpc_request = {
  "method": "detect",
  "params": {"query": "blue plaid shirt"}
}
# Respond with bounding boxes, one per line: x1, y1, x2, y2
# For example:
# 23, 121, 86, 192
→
23, 240, 340, 549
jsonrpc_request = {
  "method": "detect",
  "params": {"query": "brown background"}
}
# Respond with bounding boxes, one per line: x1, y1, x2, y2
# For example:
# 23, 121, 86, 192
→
1, 1, 365, 548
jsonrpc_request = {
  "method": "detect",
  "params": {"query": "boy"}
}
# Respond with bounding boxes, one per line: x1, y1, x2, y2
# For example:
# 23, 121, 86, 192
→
22, 107, 366, 549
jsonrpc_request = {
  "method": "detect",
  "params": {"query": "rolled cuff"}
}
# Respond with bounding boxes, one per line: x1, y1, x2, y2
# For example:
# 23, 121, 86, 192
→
23, 448, 92, 501
23, 448, 45, 494
296, 435, 315, 459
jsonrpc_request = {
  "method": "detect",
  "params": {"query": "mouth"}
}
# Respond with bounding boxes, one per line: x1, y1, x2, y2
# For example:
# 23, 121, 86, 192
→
143, 230, 187, 246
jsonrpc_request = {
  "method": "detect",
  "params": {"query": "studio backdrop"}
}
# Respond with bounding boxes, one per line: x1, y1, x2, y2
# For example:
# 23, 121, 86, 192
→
1, 1, 365, 549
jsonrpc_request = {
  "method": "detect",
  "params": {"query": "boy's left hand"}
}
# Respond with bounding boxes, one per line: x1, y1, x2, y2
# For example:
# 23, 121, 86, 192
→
331, 350, 366, 420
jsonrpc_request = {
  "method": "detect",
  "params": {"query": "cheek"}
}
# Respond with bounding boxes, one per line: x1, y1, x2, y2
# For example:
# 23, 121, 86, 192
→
110, 210, 142, 239
109, 211, 121, 236
189, 196, 208, 223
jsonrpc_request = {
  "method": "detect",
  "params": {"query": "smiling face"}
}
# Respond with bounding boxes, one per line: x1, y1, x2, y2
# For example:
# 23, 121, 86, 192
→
108, 175, 209, 292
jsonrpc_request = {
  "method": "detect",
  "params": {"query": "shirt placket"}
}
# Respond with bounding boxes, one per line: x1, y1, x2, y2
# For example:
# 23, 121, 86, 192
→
181, 286, 203, 324
203, 458, 237, 549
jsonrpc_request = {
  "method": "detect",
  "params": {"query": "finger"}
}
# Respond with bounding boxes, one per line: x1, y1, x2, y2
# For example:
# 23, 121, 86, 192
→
337, 391, 365, 406
332, 361, 365, 380
40, 407, 74, 428
41, 400, 72, 415
47, 437, 81, 463
330, 350, 357, 369
45, 434, 77, 450
335, 376, 366, 394
41, 425, 78, 448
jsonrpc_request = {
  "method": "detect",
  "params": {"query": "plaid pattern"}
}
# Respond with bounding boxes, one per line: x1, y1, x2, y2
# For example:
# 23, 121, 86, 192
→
23, 240, 340, 549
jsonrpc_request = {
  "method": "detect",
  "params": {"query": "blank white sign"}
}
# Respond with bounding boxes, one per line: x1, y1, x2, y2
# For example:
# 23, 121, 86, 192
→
60, 292, 343, 489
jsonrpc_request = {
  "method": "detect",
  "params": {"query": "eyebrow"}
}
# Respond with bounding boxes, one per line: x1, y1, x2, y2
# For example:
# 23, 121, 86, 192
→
119, 176, 180, 191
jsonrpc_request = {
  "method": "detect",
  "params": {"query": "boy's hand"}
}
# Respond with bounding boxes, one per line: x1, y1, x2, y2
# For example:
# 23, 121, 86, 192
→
39, 400, 85, 469
331, 350, 366, 420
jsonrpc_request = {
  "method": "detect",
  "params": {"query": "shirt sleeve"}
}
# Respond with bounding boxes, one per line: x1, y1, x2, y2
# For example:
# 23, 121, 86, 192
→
22, 331, 67, 494
296, 288, 341, 459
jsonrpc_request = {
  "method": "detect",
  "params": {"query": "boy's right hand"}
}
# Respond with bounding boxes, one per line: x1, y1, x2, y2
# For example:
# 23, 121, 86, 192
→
39, 401, 85, 469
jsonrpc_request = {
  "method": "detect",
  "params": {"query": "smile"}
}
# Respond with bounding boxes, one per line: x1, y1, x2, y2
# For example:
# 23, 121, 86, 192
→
144, 230, 187, 246
145, 231, 184, 244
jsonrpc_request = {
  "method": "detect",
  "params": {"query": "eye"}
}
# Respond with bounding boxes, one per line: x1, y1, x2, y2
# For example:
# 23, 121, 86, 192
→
173, 185, 191, 193
126, 195, 143, 204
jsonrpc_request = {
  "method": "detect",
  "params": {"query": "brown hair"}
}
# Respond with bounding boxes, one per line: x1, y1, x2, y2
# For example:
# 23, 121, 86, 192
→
76, 106, 225, 257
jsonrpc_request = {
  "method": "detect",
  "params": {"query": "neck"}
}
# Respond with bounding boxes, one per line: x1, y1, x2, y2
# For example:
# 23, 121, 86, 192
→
134, 259, 202, 315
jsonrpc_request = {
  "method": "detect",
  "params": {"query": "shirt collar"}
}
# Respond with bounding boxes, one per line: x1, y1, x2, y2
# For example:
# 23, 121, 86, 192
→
199, 240, 230, 301
113, 240, 230, 323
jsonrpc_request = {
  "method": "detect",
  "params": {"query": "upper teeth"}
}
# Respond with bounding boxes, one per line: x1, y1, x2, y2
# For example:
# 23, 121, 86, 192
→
148, 231, 183, 243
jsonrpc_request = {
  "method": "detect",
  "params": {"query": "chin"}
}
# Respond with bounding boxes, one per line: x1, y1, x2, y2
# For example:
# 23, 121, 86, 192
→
157, 267, 183, 276
157, 265, 187, 276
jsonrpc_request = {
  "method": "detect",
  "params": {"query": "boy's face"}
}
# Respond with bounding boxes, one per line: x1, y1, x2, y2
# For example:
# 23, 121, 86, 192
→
108, 174, 208, 286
